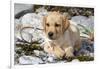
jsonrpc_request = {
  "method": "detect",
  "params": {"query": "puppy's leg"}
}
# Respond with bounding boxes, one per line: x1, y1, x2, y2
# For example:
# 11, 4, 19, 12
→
74, 40, 81, 56
53, 46, 65, 59
65, 46, 74, 58
44, 43, 65, 59
74, 40, 81, 51
43, 43, 54, 54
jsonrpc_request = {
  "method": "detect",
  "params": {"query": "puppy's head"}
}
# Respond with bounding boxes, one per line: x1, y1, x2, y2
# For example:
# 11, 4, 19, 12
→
43, 12, 70, 40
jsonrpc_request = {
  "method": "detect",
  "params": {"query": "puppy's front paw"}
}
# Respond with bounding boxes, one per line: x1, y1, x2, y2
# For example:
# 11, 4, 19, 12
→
43, 44, 54, 54
65, 47, 74, 58
53, 46, 65, 59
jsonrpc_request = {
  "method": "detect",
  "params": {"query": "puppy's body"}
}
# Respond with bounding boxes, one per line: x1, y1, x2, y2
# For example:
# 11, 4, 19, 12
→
43, 12, 80, 59
56, 20, 80, 47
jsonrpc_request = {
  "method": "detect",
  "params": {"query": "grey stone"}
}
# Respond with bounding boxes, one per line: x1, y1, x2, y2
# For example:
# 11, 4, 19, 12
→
47, 56, 56, 63
14, 4, 33, 15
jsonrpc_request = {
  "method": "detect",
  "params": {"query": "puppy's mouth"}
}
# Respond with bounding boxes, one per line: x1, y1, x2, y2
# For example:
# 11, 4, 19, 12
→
48, 35, 56, 40
48, 36, 56, 40
47, 32, 57, 40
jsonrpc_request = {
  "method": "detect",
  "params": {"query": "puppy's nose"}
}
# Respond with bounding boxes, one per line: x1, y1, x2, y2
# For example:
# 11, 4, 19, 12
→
48, 32, 53, 37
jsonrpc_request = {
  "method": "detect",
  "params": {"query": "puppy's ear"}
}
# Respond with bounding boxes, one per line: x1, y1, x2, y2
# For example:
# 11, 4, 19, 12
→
62, 16, 70, 33
43, 16, 47, 32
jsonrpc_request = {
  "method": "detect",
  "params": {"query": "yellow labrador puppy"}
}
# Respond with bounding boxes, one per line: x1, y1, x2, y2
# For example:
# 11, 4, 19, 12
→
43, 11, 81, 59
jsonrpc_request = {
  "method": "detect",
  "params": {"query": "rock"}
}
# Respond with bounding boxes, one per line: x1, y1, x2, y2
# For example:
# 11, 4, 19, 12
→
21, 13, 43, 29
27, 29, 44, 43
14, 4, 34, 19
42, 57, 48, 61
20, 11, 47, 29
80, 38, 94, 55
89, 53, 94, 57
34, 50, 46, 57
83, 50, 90, 56
71, 16, 87, 25
20, 27, 34, 43
19, 56, 44, 65
47, 56, 56, 63
71, 16, 94, 38
15, 19, 22, 40
34, 50, 40, 56
47, 56, 54, 62
15, 12, 48, 43
71, 16, 94, 28
39, 51, 47, 57
85, 46, 93, 52
36, 7, 47, 14
86, 16, 94, 32
14, 53, 19, 64
14, 4, 33, 15
78, 47, 94, 58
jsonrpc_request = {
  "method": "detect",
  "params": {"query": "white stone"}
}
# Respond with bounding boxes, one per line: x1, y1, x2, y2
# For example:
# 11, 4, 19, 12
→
47, 56, 55, 62
19, 56, 43, 65
89, 53, 94, 57
36, 7, 47, 13
34, 50, 40, 56
15, 12, 47, 43
34, 50, 46, 57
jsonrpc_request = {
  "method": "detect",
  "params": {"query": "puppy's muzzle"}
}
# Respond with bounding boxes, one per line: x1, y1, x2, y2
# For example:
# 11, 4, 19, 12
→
48, 32, 54, 39
48, 32, 53, 37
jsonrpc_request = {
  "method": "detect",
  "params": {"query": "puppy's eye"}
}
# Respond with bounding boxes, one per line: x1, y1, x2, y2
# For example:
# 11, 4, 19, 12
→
55, 24, 60, 27
46, 23, 49, 27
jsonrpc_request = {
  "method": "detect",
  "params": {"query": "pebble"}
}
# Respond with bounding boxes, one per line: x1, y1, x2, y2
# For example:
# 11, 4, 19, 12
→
34, 50, 46, 57
47, 56, 55, 63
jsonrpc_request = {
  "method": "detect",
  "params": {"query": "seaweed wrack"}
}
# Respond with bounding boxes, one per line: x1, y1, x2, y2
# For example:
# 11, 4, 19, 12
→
15, 38, 94, 64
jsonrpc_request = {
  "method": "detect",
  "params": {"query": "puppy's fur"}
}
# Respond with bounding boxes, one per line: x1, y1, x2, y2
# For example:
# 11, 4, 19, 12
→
43, 11, 81, 59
